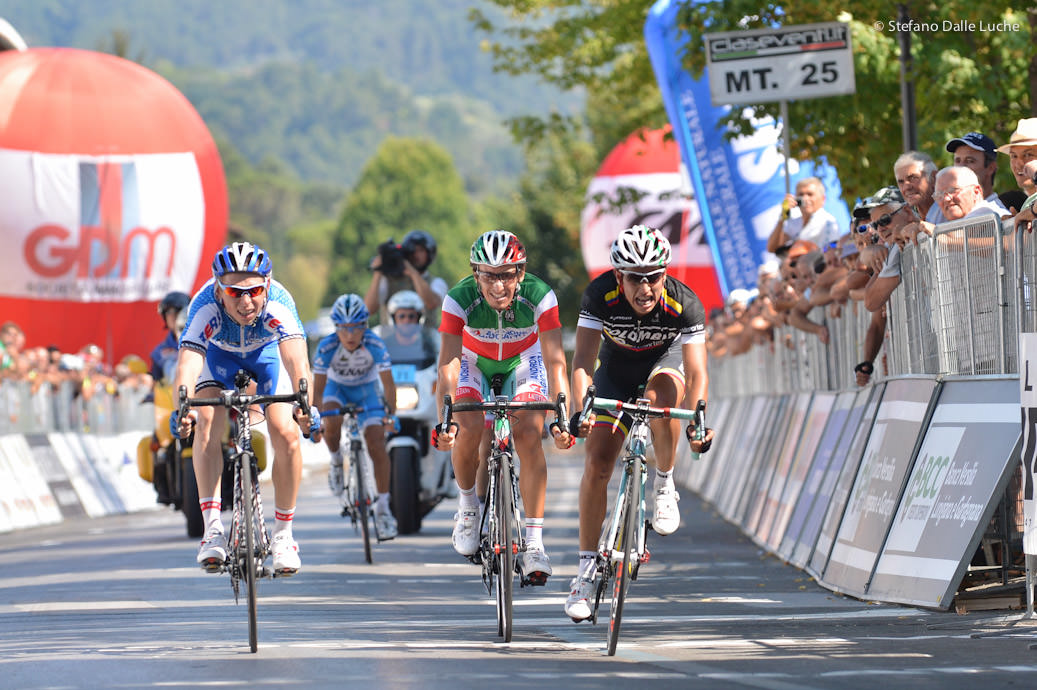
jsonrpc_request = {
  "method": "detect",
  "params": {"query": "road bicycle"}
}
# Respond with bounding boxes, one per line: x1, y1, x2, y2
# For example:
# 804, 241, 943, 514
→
178, 370, 309, 653
578, 386, 705, 656
440, 379, 568, 643
322, 404, 394, 564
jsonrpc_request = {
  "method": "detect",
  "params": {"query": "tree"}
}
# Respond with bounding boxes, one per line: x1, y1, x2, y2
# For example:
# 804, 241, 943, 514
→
472, 1, 1036, 203
326, 137, 475, 304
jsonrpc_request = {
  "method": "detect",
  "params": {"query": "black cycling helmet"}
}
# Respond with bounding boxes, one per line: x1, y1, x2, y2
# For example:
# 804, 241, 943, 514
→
158, 291, 191, 318
401, 230, 437, 270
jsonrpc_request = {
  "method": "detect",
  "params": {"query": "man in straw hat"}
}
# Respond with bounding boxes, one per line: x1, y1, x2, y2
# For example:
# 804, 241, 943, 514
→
997, 118, 1037, 202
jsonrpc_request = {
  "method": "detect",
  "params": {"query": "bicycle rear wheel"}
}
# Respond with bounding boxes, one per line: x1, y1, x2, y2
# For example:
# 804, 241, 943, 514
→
494, 458, 515, 642
240, 457, 259, 653
352, 449, 373, 564
607, 461, 639, 656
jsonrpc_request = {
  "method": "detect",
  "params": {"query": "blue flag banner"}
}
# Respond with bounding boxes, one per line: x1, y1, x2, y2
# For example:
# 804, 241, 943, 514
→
644, 0, 851, 295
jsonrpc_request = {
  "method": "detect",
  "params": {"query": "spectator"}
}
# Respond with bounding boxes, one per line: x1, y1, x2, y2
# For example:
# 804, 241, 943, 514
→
853, 186, 912, 313
996, 117, 1037, 206
809, 240, 849, 316
911, 166, 1003, 244
894, 151, 941, 223
785, 241, 829, 344
766, 177, 841, 253
365, 230, 449, 326
0, 321, 25, 373
945, 132, 1010, 214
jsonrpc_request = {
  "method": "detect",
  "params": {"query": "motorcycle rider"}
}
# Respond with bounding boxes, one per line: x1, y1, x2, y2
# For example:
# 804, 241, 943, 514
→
373, 290, 439, 368
150, 291, 191, 383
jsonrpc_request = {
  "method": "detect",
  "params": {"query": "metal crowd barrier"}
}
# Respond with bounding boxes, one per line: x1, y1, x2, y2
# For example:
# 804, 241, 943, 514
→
711, 213, 1026, 397
0, 379, 153, 435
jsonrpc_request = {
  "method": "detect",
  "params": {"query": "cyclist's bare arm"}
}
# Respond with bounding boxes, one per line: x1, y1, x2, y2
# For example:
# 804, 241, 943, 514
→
172, 347, 205, 437
312, 372, 327, 410
681, 339, 713, 452
434, 331, 463, 449
569, 325, 603, 435
378, 368, 396, 419
539, 326, 573, 448
279, 336, 316, 432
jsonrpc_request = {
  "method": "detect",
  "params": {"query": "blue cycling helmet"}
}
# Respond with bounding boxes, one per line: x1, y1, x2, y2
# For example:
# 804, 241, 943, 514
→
330, 293, 369, 326
212, 242, 272, 278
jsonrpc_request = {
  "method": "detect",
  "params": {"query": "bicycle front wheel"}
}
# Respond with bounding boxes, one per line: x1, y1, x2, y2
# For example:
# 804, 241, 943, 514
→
607, 462, 639, 656
240, 457, 259, 653
353, 450, 373, 564
494, 460, 515, 642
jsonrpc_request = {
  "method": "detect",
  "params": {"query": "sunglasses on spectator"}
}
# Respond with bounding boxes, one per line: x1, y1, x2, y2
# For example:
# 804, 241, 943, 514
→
620, 269, 666, 285
218, 281, 267, 299
476, 269, 521, 284
871, 204, 909, 229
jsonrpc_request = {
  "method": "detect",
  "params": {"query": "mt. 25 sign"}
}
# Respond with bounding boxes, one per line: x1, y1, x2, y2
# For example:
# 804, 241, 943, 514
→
704, 22, 855, 106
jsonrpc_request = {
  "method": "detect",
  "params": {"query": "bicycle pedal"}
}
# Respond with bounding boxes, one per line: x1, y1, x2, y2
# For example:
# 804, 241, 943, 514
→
200, 558, 224, 574
273, 567, 298, 578
640, 549, 651, 564
376, 535, 395, 543
521, 571, 549, 587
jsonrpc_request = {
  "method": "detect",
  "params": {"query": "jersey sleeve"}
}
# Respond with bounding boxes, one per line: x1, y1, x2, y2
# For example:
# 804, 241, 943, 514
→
179, 293, 220, 354
365, 331, 393, 371
534, 288, 562, 332
438, 291, 467, 336
311, 334, 338, 374
265, 282, 306, 341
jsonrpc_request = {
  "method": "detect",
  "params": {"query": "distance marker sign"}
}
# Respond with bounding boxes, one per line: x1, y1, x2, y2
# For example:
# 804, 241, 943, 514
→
704, 22, 855, 106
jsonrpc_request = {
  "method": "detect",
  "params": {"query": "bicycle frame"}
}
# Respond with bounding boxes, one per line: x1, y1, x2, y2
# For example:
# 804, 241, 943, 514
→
323, 404, 381, 562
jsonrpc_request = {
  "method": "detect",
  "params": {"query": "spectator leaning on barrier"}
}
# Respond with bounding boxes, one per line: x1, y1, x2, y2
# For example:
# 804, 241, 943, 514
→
945, 132, 1010, 215
894, 151, 942, 224
784, 240, 829, 344
997, 117, 1037, 207
766, 176, 841, 253
909, 166, 1004, 246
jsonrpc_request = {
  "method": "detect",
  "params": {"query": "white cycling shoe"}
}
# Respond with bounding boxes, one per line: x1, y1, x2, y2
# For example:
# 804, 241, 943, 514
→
519, 547, 552, 584
271, 533, 301, 576
452, 509, 480, 556
653, 486, 680, 536
196, 527, 227, 572
564, 576, 594, 622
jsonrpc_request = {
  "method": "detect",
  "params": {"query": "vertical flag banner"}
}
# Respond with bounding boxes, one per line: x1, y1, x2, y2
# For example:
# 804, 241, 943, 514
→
0, 48, 226, 364
580, 126, 723, 313
645, 1, 851, 296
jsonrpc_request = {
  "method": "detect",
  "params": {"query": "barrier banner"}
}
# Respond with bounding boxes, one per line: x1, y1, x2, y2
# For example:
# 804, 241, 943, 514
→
821, 378, 939, 598
869, 379, 1020, 608
1022, 333, 1037, 555
756, 392, 814, 547
736, 395, 791, 528
715, 396, 770, 517
743, 394, 796, 533
786, 389, 867, 568
25, 432, 86, 519
809, 383, 884, 579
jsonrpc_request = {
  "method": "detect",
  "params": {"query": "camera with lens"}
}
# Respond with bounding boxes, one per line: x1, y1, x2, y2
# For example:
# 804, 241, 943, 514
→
812, 255, 827, 274
376, 239, 407, 277
794, 196, 804, 207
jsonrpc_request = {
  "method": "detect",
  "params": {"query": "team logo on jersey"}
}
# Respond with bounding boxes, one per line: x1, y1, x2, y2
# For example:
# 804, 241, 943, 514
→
504, 308, 515, 322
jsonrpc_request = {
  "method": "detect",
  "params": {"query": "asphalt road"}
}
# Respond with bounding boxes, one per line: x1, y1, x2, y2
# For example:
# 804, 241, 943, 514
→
4, 448, 1037, 689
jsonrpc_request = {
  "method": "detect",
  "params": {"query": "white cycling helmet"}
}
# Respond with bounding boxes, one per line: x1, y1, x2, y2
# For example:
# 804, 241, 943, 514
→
470, 230, 527, 267
387, 290, 424, 320
609, 225, 672, 270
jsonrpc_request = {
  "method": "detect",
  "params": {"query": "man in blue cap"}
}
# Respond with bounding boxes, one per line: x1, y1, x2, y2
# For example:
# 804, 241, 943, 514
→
946, 132, 1010, 214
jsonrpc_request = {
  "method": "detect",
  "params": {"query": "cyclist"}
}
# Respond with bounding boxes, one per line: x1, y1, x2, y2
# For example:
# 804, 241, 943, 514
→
563, 225, 714, 621
313, 293, 399, 540
150, 291, 191, 383
171, 242, 319, 576
433, 229, 573, 582
365, 229, 449, 325
373, 289, 439, 368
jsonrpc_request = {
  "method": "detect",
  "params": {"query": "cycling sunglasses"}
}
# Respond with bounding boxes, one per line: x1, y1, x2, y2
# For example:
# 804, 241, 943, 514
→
218, 281, 267, 299
620, 269, 666, 285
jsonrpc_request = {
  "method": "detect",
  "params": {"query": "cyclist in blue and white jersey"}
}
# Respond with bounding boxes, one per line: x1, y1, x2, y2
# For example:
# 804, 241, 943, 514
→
172, 242, 319, 576
312, 294, 399, 540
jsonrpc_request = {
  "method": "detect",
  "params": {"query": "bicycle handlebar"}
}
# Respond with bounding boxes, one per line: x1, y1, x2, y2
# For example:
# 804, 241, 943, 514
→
589, 394, 699, 422
177, 376, 310, 437
439, 393, 569, 436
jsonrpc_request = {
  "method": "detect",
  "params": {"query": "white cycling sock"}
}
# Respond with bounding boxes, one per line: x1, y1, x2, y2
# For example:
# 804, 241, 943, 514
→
330, 448, 343, 466
458, 484, 479, 511
525, 517, 544, 551
274, 506, 295, 537
578, 551, 597, 580
654, 469, 674, 492
200, 497, 222, 532
376, 492, 391, 512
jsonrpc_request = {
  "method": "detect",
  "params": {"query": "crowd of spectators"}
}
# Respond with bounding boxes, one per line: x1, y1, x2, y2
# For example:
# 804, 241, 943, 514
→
0, 320, 151, 399
708, 119, 1037, 385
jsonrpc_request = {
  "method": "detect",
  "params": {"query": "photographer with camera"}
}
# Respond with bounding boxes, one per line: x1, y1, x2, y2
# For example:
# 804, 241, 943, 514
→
365, 230, 449, 326
766, 176, 841, 254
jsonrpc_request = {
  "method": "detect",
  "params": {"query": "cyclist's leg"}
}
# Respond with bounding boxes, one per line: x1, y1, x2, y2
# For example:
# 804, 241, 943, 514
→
449, 349, 487, 555
321, 383, 347, 494
643, 340, 686, 535
191, 355, 232, 561
356, 382, 390, 494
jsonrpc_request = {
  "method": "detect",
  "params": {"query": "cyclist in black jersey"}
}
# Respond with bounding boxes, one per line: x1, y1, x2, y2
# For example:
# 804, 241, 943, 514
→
563, 225, 715, 621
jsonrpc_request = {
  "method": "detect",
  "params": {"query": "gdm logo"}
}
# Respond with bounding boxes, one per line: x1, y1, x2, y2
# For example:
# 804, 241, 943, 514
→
23, 223, 176, 278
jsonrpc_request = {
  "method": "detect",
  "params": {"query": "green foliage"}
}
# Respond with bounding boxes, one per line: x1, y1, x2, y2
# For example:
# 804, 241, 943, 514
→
473, 0, 1037, 205
325, 137, 475, 304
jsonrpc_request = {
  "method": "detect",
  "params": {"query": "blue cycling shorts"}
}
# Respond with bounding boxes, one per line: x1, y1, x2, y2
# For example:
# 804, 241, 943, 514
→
322, 379, 385, 428
197, 343, 291, 395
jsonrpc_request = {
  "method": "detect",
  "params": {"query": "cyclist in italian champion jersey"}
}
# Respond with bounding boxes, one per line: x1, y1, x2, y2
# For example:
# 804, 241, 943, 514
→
434, 230, 574, 582
563, 225, 715, 621
312, 293, 399, 540
172, 242, 320, 577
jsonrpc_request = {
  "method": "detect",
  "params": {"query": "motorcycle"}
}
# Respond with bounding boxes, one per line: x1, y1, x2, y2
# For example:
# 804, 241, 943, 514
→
136, 383, 264, 537
385, 362, 455, 534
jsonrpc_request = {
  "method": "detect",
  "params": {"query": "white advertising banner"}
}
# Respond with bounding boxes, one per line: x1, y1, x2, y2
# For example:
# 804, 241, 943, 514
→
0, 147, 205, 302
1020, 333, 1037, 555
